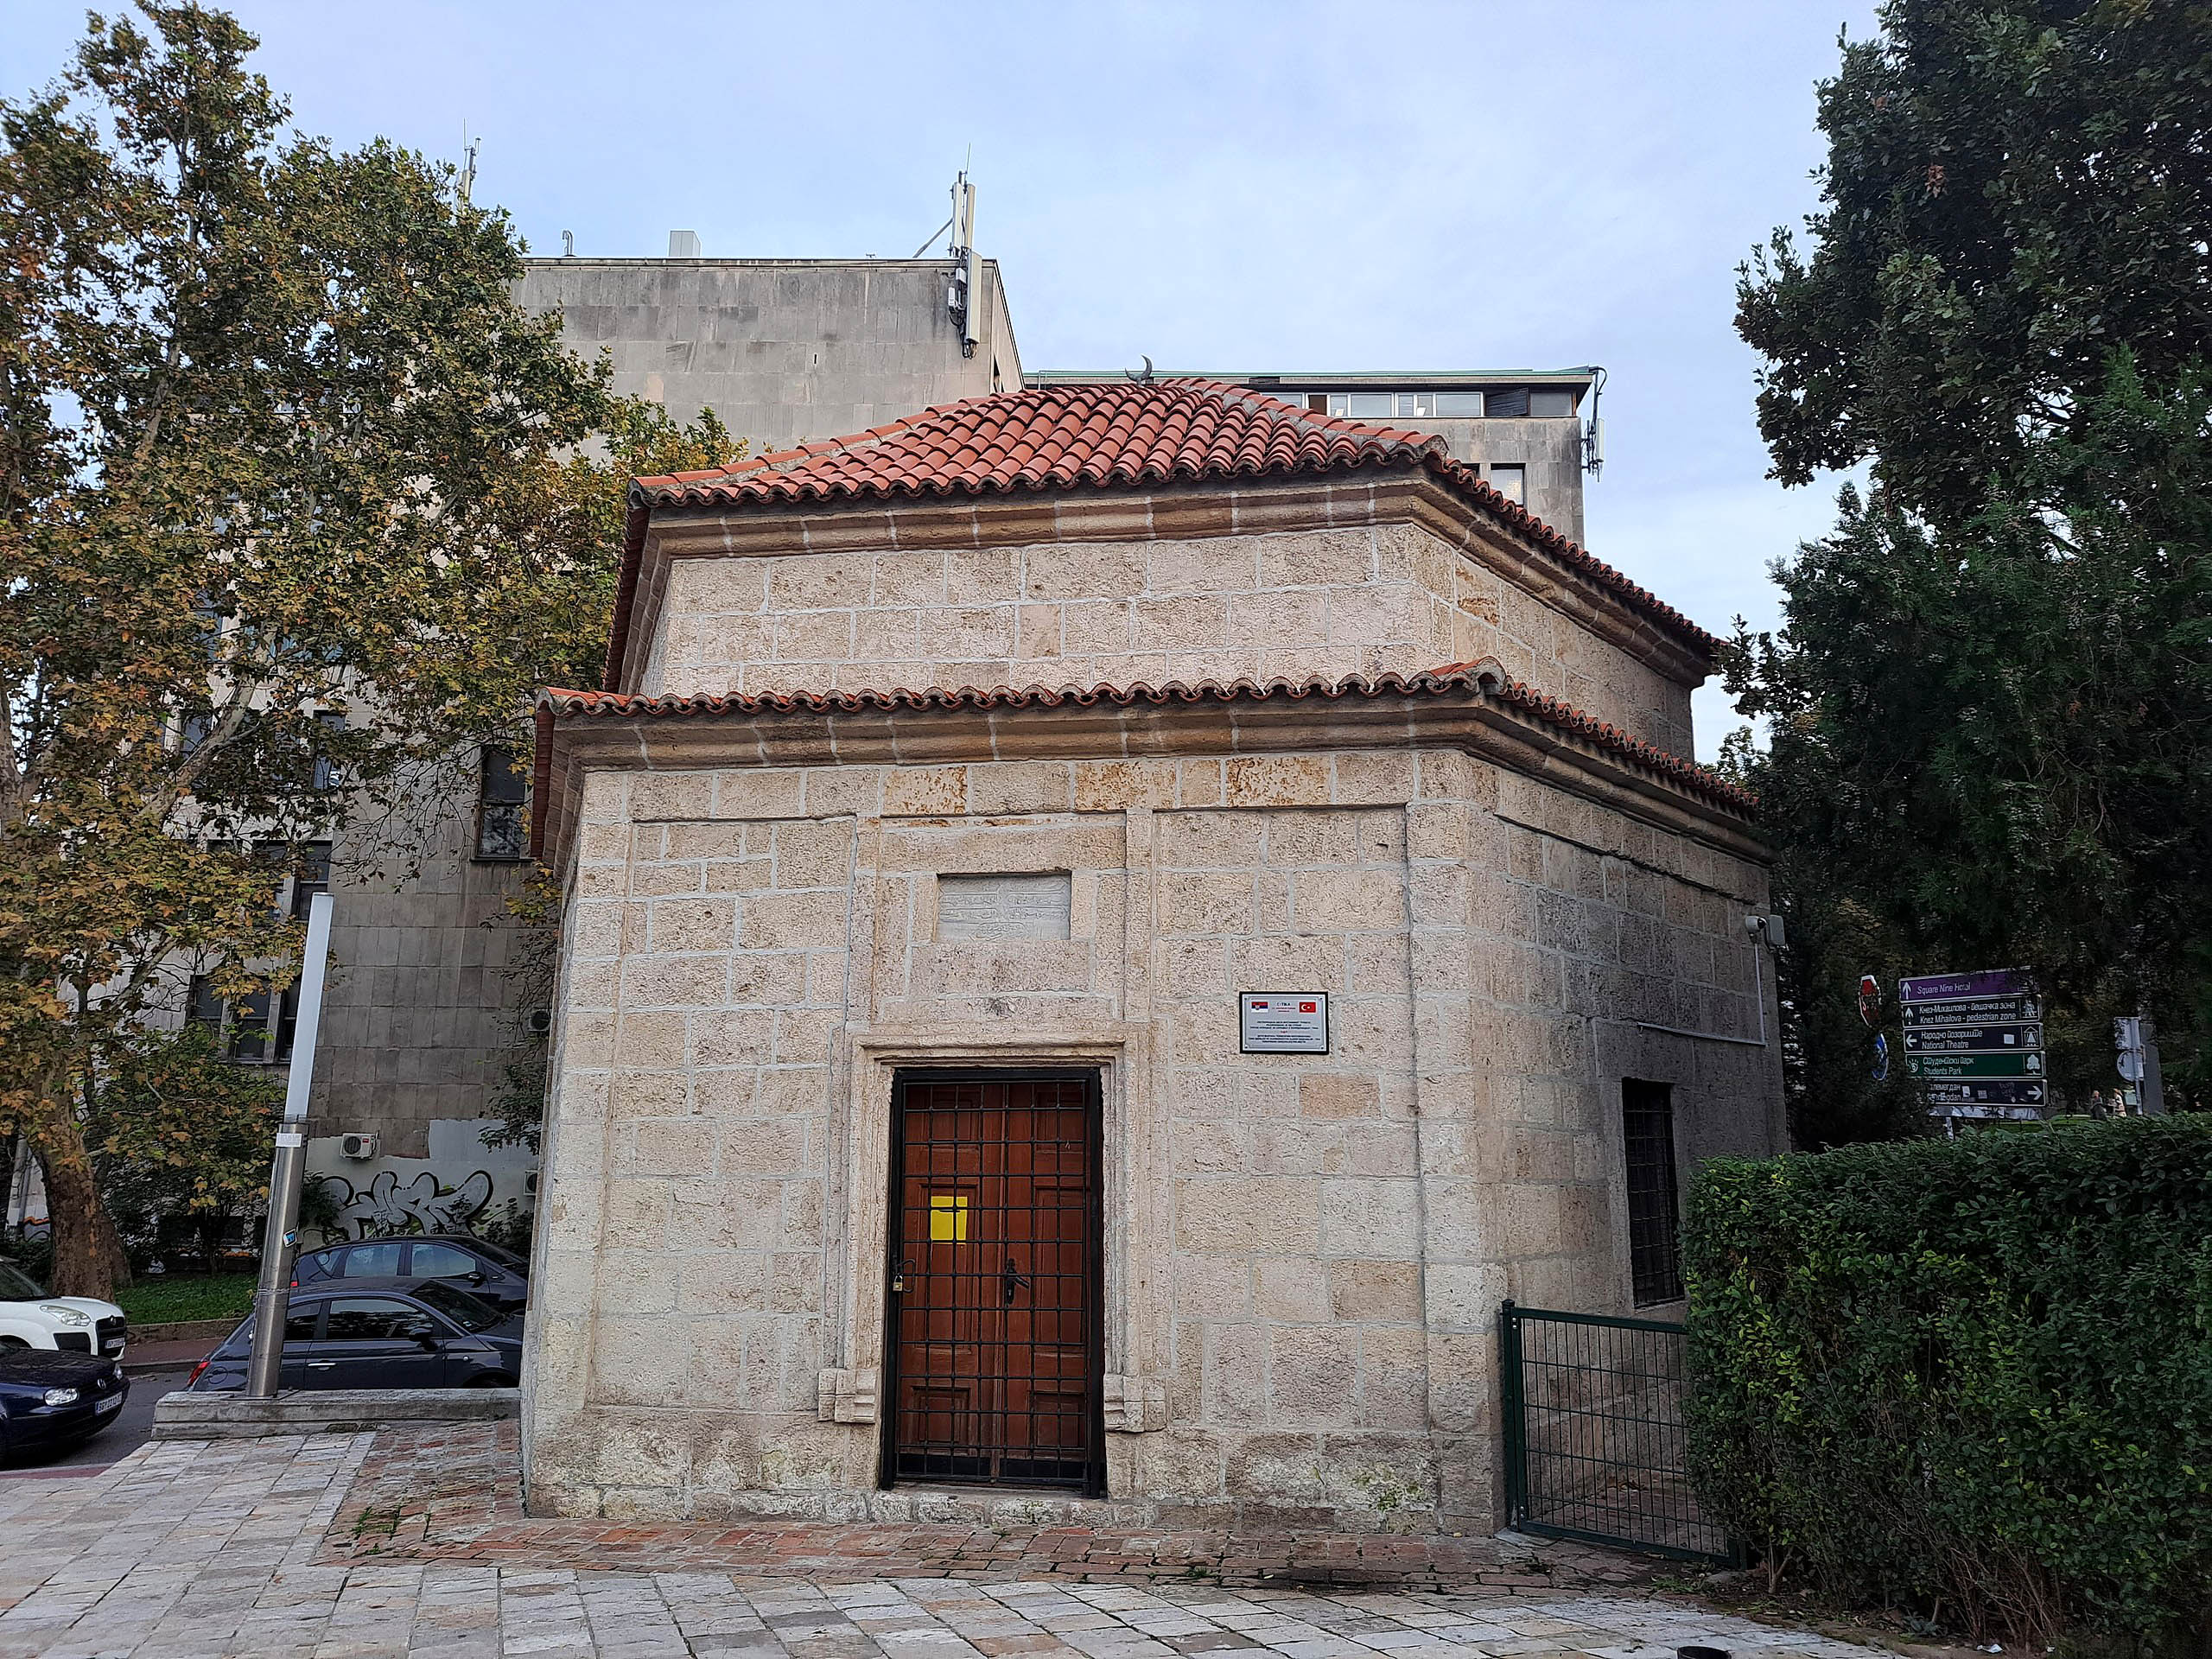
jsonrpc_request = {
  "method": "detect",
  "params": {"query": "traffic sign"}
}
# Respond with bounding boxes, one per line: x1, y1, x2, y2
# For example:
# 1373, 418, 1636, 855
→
1908, 1052, 2044, 1080
1900, 968, 2032, 1003
1902, 995, 2041, 1027
1923, 1079, 2047, 1106
1929, 1103, 2042, 1122
1901, 1023, 2042, 1054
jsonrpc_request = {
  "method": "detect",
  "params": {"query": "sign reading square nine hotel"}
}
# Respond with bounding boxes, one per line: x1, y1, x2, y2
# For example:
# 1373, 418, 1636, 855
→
522, 380, 1780, 1530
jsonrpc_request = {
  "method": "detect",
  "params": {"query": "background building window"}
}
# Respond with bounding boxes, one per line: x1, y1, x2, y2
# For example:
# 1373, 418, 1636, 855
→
1622, 1078, 1684, 1306
1487, 463, 1526, 505
476, 747, 530, 861
1486, 386, 1532, 418
1529, 388, 1578, 417
311, 711, 347, 791
1433, 391, 1484, 417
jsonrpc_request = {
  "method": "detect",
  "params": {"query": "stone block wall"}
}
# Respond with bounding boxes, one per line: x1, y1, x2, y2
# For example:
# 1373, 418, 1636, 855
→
640, 521, 1694, 759
311, 787, 534, 1160
523, 742, 1780, 1526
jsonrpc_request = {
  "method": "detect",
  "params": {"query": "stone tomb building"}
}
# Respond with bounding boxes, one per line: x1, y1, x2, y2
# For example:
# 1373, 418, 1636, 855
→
523, 379, 1781, 1529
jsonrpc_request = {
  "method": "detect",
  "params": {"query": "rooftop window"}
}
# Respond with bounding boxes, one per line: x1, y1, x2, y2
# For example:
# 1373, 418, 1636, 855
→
1291, 387, 1574, 421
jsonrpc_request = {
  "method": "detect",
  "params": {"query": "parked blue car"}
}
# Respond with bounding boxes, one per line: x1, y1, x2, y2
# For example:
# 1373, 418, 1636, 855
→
290, 1233, 530, 1316
0, 1347, 129, 1463
188, 1281, 520, 1392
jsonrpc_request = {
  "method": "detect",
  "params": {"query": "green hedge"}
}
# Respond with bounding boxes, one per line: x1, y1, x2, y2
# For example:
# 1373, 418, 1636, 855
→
1682, 1118, 2212, 1649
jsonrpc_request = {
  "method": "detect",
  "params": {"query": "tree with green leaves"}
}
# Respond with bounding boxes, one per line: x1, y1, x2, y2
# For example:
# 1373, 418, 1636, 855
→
1729, 0, 2212, 1139
0, 3, 691, 1296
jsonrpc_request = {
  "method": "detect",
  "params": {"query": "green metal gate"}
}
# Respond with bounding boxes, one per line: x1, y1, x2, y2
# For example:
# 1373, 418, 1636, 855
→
1499, 1300, 1737, 1563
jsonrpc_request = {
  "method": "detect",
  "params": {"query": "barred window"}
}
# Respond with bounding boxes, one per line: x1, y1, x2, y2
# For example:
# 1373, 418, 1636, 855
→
475, 747, 529, 861
1622, 1079, 1684, 1306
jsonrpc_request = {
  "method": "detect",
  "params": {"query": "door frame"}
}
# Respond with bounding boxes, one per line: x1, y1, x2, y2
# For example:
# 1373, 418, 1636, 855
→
879, 1065, 1107, 1497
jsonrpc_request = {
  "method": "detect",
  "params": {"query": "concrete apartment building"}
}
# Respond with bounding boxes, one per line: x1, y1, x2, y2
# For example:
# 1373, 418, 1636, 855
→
518, 378, 1781, 1529
188, 246, 1025, 1243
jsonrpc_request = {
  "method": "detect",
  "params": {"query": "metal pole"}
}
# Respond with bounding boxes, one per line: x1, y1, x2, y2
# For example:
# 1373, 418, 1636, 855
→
245, 891, 334, 1399
2140, 1015, 2167, 1116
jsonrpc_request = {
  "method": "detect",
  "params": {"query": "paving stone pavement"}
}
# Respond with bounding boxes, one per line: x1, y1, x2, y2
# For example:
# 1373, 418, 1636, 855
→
0, 1427, 1874, 1659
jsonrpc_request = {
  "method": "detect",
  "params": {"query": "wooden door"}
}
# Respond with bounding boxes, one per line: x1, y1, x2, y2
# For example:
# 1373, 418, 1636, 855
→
886, 1072, 1101, 1491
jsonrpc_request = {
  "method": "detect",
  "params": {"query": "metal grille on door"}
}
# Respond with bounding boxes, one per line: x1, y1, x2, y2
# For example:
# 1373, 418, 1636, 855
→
886, 1073, 1102, 1492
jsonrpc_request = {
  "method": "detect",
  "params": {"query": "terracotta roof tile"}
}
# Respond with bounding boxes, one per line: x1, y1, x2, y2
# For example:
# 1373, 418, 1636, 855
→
603, 380, 1719, 690
533, 666, 1754, 855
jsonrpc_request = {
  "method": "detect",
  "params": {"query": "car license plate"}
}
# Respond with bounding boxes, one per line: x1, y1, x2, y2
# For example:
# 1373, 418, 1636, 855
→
96, 1395, 122, 1414
102, 1340, 124, 1354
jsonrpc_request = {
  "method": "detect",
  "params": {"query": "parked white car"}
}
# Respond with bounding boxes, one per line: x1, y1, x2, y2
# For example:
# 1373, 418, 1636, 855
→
0, 1259, 129, 1357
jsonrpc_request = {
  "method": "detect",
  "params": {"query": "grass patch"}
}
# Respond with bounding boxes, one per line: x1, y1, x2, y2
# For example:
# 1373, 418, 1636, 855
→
114, 1272, 258, 1326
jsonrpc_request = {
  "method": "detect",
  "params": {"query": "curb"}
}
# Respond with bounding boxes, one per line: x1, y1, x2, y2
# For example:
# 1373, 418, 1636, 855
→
151, 1386, 519, 1440
130, 1316, 243, 1345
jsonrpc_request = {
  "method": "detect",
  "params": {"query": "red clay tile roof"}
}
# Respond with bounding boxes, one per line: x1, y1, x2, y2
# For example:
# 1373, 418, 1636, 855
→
532, 665, 1752, 857
636, 378, 1435, 504
603, 380, 1719, 690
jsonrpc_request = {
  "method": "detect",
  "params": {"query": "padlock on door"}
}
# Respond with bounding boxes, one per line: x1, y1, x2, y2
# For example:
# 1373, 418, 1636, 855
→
890, 1255, 914, 1294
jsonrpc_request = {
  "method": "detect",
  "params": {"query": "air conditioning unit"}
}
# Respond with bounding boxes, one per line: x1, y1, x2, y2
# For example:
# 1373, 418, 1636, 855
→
524, 1007, 553, 1037
338, 1132, 379, 1160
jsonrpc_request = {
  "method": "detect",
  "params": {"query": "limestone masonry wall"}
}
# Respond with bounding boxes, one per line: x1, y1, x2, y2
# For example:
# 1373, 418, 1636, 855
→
522, 747, 1780, 1525
639, 524, 1696, 760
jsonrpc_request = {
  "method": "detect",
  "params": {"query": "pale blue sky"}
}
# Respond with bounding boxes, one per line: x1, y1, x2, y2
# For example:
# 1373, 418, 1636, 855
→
2, 1, 1878, 757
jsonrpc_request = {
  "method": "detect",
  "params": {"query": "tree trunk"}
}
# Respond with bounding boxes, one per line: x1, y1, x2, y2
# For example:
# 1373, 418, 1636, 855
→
26, 1079, 129, 1300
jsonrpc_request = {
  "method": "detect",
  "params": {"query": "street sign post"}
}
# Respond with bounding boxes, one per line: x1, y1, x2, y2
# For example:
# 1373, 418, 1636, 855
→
1902, 969, 2047, 1123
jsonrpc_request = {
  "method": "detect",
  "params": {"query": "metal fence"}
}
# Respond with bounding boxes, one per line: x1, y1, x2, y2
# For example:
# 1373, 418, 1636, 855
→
1499, 1300, 1737, 1562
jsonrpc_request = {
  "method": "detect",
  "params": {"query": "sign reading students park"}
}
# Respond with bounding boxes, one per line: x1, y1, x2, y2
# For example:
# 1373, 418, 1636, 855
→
1900, 969, 2045, 1117
1239, 993, 1329, 1054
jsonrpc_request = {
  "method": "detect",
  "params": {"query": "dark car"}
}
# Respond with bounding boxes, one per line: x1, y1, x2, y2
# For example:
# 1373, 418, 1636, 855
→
292, 1234, 529, 1314
0, 1348, 129, 1463
188, 1281, 521, 1392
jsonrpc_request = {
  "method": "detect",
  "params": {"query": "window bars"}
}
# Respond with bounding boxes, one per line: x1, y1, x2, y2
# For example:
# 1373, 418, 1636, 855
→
884, 1072, 1103, 1494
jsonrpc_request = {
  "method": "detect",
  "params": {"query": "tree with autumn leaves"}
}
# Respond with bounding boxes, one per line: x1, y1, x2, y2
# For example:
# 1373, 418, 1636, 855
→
0, 4, 740, 1295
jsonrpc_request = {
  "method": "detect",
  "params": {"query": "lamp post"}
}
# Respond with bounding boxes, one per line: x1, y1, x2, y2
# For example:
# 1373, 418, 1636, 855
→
245, 890, 334, 1399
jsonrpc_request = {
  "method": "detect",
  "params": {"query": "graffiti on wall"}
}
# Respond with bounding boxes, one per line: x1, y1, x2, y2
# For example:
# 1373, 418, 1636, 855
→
315, 1168, 495, 1240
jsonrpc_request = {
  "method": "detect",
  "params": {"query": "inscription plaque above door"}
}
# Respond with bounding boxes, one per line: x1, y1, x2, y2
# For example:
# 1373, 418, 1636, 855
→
936, 873, 1071, 940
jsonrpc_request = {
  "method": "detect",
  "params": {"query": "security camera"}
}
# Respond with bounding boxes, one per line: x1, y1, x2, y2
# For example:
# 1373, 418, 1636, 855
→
1744, 913, 1789, 949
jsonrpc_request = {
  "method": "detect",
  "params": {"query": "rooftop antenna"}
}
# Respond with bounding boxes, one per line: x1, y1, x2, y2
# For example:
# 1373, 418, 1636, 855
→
1580, 365, 1607, 477
458, 123, 479, 207
945, 162, 981, 358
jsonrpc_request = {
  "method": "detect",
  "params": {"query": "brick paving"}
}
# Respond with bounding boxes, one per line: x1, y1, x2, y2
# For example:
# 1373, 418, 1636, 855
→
0, 1425, 1873, 1658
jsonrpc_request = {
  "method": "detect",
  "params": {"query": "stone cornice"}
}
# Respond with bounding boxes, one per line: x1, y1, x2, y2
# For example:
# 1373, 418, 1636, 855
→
532, 671, 1763, 874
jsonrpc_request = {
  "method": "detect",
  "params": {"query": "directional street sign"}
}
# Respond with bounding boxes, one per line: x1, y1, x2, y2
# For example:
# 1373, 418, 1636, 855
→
1899, 968, 2032, 1003
1904, 969, 2047, 1116
1923, 1079, 2047, 1106
1908, 1051, 2044, 1080
1902, 995, 2041, 1027
1929, 1103, 2042, 1122
1901, 1023, 2042, 1054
